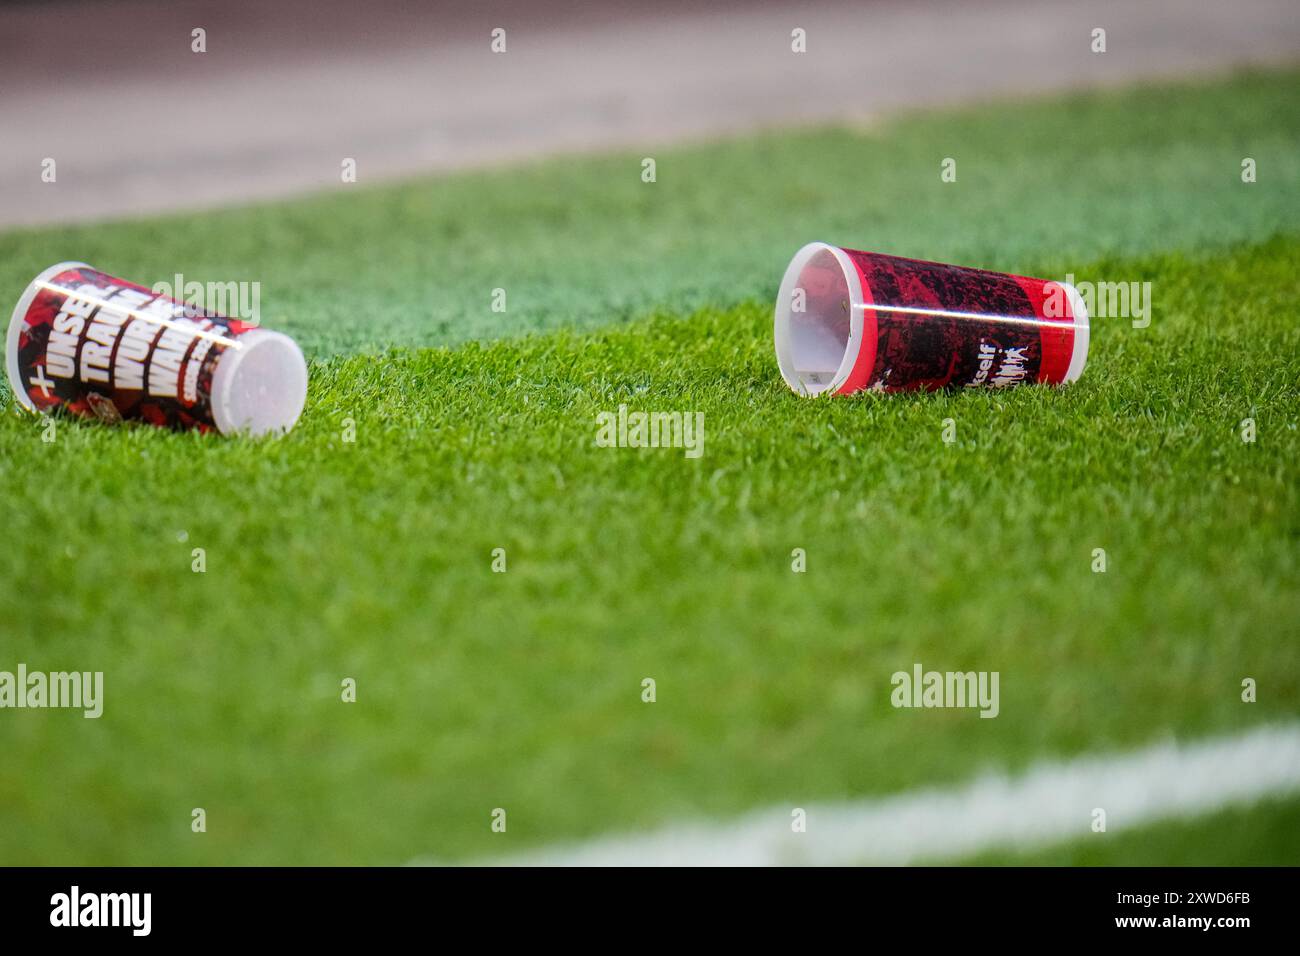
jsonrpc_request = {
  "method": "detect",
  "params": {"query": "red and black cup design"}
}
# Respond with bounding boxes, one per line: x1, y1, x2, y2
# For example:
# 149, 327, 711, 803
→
774, 244, 1089, 395
6, 262, 307, 435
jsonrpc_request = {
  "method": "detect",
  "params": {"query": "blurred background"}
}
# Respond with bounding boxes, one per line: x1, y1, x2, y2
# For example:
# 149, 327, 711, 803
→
3, 0, 1298, 227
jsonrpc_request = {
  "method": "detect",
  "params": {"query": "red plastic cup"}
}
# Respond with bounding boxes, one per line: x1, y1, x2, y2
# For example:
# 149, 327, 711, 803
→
6, 262, 307, 435
774, 243, 1089, 395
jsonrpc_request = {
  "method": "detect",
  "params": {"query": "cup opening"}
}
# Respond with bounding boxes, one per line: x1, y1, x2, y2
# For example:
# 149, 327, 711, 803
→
774, 243, 861, 396
6, 261, 92, 413
1057, 281, 1091, 384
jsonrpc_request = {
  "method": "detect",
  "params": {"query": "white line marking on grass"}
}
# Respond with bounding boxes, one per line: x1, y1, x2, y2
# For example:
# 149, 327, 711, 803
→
429, 722, 1300, 866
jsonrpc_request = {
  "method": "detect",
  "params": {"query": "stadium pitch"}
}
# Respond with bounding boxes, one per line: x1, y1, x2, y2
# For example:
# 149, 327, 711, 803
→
0, 69, 1296, 866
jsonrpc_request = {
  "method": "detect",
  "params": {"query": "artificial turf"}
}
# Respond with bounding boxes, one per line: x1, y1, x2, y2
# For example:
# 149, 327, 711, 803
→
0, 70, 1296, 865
0, 70, 1296, 357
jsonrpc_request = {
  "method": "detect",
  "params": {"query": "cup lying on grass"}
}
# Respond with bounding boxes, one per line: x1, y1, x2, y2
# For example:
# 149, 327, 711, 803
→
7, 263, 307, 436
774, 243, 1089, 395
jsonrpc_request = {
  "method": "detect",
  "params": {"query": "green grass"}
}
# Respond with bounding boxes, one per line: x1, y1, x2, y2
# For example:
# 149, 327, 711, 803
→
0, 70, 1296, 357
0, 70, 1297, 865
